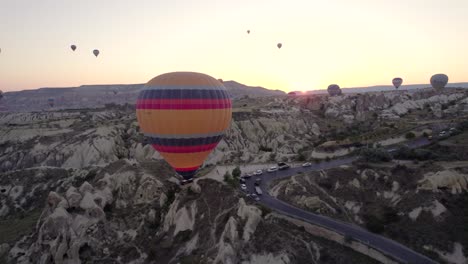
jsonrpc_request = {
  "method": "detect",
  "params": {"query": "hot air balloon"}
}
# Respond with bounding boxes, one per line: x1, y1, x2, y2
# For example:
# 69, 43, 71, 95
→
48, 98, 55, 107
247, 30, 250, 34
277, 43, 282, 49
136, 72, 232, 180
392, 77, 403, 89
93, 49, 100, 57
327, 84, 342, 96
71, 45, 76, 51
430, 74, 448, 90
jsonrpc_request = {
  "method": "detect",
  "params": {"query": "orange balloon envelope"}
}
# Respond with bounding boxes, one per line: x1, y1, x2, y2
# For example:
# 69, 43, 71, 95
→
136, 72, 232, 179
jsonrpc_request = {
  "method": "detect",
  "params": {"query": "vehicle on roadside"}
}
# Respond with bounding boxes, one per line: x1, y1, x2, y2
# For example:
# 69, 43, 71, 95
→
242, 173, 253, 178
255, 186, 263, 195
241, 184, 247, 190
439, 131, 447, 137
302, 162, 312, 167
180, 178, 194, 185
428, 135, 433, 140
239, 178, 246, 184
267, 166, 278, 173
255, 197, 260, 201
251, 193, 257, 198
253, 169, 263, 176
278, 162, 290, 170
255, 178, 261, 186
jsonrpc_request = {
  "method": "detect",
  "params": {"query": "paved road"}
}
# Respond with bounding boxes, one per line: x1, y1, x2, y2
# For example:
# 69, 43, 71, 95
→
242, 137, 438, 264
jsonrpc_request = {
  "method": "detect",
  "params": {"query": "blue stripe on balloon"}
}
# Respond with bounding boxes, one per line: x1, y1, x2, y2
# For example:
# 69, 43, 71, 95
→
148, 135, 224, 146
137, 89, 230, 100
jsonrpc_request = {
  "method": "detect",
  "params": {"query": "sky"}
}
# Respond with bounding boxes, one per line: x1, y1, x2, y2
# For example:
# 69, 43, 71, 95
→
1, 0, 467, 92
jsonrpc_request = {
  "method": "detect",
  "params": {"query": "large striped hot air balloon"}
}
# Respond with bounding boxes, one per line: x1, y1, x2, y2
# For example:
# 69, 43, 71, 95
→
136, 72, 232, 180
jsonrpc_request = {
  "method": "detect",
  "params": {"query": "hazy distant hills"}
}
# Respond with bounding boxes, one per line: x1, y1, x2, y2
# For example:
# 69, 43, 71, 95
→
2, 81, 467, 112
300, 82, 468, 94
222, 81, 285, 97
0, 81, 285, 112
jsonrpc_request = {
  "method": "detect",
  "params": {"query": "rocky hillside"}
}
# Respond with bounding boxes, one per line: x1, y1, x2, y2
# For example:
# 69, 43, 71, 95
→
1, 88, 468, 263
0, 158, 378, 263
268, 136, 468, 264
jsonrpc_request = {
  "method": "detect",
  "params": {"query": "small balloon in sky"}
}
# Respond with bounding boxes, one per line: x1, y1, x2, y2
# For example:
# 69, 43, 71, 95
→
93, 49, 100, 57
392, 77, 403, 89
70, 45, 76, 51
277, 43, 282, 49
247, 30, 250, 34
327, 84, 342, 96
430, 74, 448, 90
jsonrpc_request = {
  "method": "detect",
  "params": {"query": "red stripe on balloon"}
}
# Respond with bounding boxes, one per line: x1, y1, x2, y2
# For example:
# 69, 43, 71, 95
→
136, 98, 231, 110
153, 143, 218, 153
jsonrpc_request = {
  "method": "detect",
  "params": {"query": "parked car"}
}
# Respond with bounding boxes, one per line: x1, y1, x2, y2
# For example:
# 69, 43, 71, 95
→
255, 186, 263, 195
241, 184, 247, 190
253, 169, 263, 176
255, 178, 262, 186
278, 162, 290, 170
180, 178, 194, 185
254, 197, 260, 202
267, 166, 278, 173
239, 178, 246, 184
242, 173, 253, 178
302, 162, 312, 167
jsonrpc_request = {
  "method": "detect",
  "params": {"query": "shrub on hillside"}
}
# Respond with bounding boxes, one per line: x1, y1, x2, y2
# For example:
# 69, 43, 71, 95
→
405, 132, 416, 139
359, 148, 392, 162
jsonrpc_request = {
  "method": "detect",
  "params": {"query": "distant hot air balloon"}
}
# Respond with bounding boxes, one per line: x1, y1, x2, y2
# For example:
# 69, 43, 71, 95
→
71, 45, 76, 51
392, 77, 403, 89
247, 30, 250, 34
48, 98, 55, 107
93, 49, 100, 57
327, 84, 342, 96
430, 74, 448, 90
277, 43, 282, 49
136, 72, 232, 180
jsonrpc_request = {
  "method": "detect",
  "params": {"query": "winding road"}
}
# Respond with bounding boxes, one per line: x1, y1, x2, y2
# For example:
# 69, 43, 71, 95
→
243, 137, 438, 264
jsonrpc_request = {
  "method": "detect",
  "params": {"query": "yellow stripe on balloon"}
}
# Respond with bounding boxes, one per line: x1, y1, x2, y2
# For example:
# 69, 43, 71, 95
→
136, 108, 232, 135
159, 150, 213, 168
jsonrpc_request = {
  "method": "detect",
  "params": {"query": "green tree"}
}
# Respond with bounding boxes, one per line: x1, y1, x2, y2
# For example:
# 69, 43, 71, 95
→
223, 171, 232, 182
232, 166, 241, 178
405, 132, 416, 139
